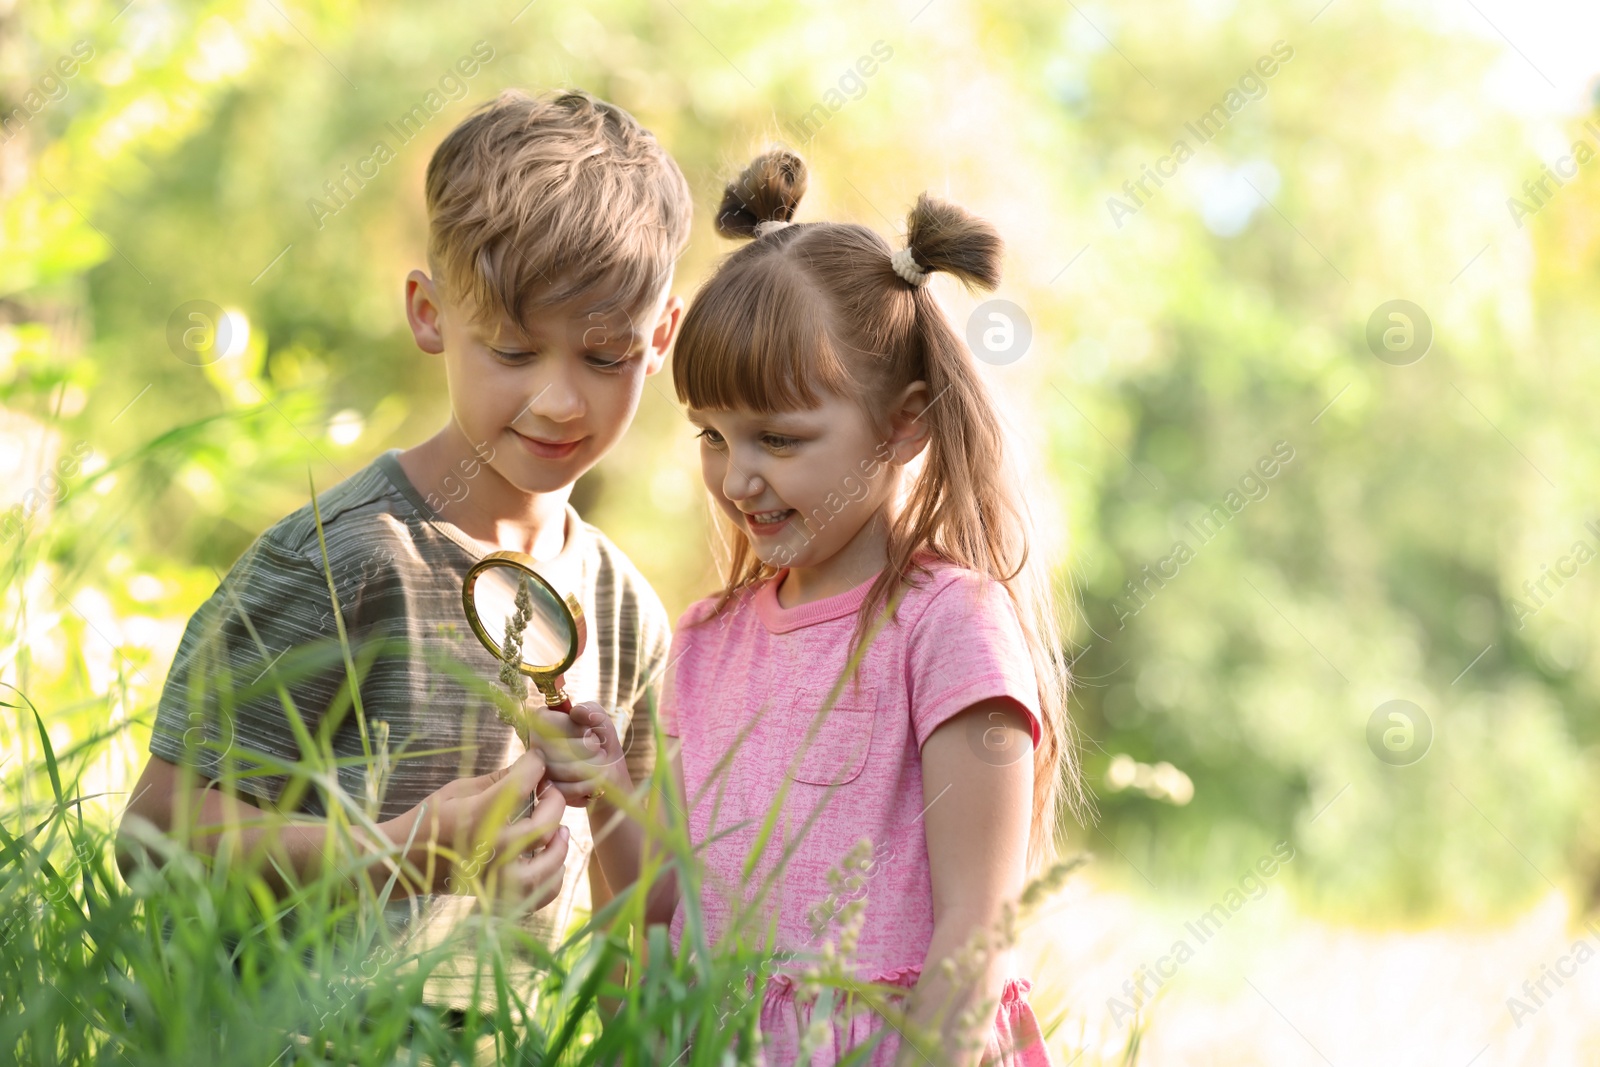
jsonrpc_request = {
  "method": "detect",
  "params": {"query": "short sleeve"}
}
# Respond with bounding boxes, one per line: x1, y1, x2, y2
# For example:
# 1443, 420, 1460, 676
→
907, 573, 1043, 753
655, 598, 717, 739
621, 579, 673, 787
656, 627, 690, 738
149, 534, 348, 807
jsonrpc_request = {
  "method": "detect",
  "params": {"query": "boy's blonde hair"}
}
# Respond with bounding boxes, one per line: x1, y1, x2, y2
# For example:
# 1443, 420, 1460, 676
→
424, 89, 692, 329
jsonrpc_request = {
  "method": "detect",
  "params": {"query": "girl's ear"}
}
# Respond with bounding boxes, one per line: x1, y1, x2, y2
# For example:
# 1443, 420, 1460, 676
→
884, 380, 933, 465
644, 295, 685, 376
406, 270, 446, 355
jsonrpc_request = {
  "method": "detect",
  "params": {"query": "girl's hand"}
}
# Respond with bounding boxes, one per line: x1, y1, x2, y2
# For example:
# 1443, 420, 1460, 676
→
526, 700, 629, 807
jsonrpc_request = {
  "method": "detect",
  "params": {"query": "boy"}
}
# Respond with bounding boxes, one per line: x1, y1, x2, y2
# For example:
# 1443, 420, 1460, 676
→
116, 88, 691, 1009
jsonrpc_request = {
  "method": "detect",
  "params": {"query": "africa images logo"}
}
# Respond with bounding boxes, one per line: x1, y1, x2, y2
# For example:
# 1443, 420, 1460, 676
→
1106, 842, 1296, 1027
1111, 441, 1295, 629
1106, 41, 1295, 229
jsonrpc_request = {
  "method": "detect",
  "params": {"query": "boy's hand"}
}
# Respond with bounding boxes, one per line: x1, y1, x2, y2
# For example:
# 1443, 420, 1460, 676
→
527, 700, 630, 808
382, 749, 571, 907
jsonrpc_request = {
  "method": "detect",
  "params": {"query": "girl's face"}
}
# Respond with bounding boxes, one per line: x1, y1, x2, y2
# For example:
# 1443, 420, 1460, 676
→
688, 383, 928, 572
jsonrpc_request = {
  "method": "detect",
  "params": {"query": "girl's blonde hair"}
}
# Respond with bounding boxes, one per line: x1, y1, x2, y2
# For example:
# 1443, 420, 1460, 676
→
672, 149, 1090, 874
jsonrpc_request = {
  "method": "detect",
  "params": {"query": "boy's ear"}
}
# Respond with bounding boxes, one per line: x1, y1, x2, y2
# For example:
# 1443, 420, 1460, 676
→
643, 295, 685, 376
406, 270, 446, 355
885, 381, 933, 465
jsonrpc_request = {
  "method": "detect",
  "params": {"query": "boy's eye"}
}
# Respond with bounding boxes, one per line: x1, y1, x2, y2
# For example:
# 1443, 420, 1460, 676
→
585, 352, 636, 371
490, 347, 537, 364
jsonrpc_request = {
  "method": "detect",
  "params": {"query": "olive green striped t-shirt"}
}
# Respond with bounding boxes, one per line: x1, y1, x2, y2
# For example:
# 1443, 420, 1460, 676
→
148, 448, 670, 1005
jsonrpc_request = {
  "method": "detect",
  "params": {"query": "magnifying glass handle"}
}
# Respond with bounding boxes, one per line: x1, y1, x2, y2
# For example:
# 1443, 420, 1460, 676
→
535, 674, 572, 714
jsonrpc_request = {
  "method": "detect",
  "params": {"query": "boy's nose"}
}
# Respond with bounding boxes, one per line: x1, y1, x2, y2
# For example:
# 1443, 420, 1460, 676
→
525, 364, 585, 424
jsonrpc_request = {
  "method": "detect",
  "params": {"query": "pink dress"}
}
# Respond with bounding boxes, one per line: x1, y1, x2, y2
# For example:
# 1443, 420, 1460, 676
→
659, 557, 1058, 1066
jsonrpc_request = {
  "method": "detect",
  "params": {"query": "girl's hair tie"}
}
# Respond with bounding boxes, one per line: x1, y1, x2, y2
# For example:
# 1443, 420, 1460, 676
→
753, 219, 792, 238
890, 246, 929, 287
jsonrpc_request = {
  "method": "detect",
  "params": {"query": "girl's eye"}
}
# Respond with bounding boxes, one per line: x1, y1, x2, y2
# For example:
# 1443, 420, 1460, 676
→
695, 427, 725, 447
762, 434, 799, 451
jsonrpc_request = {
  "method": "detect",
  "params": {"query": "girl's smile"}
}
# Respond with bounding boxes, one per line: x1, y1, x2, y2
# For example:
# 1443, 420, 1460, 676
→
740, 507, 797, 537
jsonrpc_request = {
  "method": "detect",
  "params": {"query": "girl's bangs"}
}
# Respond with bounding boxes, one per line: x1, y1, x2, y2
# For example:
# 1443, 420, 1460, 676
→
673, 256, 853, 414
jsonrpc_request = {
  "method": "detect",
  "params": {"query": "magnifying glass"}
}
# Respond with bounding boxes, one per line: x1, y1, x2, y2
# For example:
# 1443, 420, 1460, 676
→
462, 551, 590, 816
462, 550, 587, 714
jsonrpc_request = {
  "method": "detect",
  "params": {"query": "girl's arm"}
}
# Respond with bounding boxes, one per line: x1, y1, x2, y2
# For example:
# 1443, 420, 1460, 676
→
585, 739, 685, 928
535, 701, 684, 928
897, 698, 1035, 1067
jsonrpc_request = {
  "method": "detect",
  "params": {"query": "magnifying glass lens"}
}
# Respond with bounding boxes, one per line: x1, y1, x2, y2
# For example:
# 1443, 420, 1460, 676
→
469, 566, 571, 671
462, 552, 586, 712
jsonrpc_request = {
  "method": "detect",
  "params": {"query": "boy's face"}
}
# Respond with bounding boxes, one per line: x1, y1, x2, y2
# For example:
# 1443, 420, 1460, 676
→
406, 271, 683, 495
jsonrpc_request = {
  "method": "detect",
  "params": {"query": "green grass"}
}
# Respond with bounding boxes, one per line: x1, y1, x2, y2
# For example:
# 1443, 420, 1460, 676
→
0, 524, 1090, 1066
1, 702, 1095, 1066
0, 689, 901, 1065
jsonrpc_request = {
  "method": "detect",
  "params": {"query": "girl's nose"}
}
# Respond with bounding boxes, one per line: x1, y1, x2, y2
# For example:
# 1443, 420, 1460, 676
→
721, 458, 765, 502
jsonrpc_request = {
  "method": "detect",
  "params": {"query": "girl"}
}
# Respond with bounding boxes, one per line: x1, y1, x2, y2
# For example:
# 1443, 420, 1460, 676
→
537, 149, 1087, 1066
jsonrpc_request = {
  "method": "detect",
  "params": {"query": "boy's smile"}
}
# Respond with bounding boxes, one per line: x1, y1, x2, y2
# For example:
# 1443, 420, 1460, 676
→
510, 429, 583, 460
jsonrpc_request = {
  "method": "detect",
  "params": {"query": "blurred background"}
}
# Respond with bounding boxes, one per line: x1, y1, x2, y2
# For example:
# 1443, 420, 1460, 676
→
4, 0, 1600, 1061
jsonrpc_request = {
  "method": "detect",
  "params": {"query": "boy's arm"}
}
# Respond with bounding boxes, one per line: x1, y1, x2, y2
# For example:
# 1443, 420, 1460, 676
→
128, 521, 578, 906
590, 607, 675, 1018
117, 750, 572, 906
142, 532, 355, 824
117, 753, 373, 894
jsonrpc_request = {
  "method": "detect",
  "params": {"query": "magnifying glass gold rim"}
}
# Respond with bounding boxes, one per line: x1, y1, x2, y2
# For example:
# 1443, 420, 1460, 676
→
462, 550, 587, 682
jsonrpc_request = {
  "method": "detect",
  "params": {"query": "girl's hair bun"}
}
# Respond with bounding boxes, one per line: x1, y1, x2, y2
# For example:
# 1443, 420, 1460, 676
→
903, 192, 1003, 291
716, 149, 808, 238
